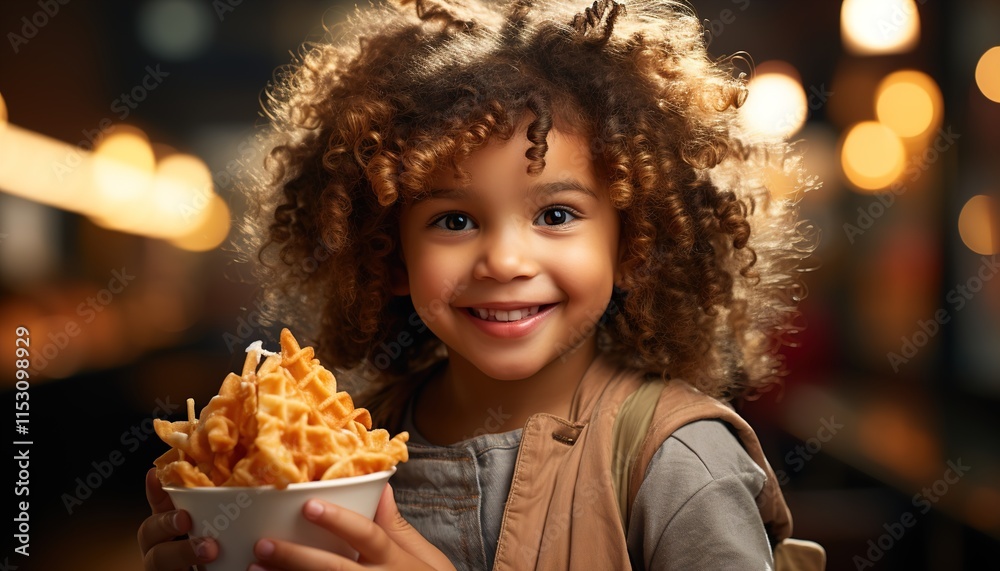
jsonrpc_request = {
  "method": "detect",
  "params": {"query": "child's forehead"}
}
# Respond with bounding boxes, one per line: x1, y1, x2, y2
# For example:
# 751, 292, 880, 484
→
402, 130, 607, 209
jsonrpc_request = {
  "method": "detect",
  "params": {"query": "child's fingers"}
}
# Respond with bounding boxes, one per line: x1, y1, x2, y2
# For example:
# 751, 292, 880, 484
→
141, 536, 217, 571
373, 484, 454, 570
252, 538, 361, 571
138, 509, 190, 554
145, 468, 175, 514
299, 499, 393, 563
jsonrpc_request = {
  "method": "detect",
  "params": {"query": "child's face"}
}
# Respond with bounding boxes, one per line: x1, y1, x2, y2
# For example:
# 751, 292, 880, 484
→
395, 119, 622, 381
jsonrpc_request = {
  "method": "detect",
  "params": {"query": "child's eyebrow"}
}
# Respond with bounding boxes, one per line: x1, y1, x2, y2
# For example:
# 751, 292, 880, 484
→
422, 187, 469, 201
529, 180, 598, 200
424, 180, 598, 201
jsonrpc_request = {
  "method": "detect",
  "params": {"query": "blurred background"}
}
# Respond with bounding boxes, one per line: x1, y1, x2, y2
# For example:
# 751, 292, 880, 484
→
1, 0, 998, 569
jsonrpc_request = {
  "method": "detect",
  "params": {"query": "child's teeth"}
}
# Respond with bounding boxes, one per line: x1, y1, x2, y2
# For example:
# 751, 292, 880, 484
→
471, 306, 546, 322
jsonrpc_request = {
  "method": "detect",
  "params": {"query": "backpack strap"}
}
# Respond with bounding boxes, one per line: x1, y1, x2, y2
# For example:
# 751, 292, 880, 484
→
613, 380, 792, 541
610, 379, 661, 527
613, 380, 827, 569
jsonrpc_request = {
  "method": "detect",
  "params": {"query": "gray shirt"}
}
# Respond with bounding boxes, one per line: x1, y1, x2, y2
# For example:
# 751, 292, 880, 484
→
392, 410, 774, 570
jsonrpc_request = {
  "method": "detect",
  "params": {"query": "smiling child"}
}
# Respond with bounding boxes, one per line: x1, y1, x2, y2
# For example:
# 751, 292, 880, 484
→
139, 0, 821, 569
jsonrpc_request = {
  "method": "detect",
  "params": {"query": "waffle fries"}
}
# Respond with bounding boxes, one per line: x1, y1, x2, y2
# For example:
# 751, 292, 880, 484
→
153, 329, 408, 488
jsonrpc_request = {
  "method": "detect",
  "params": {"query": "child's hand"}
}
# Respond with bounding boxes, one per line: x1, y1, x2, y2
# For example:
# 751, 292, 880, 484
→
138, 467, 219, 570
248, 484, 456, 571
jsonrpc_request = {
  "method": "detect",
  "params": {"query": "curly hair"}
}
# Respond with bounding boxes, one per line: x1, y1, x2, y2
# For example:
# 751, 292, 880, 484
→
236, 0, 817, 422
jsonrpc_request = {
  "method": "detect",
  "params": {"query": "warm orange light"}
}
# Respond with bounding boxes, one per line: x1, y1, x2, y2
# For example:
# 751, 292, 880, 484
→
91, 126, 156, 209
958, 195, 997, 255
0, 91, 7, 128
0, 121, 226, 244
857, 400, 939, 482
95, 153, 215, 239
0, 123, 103, 215
841, 0, 920, 55
876, 70, 942, 139
152, 153, 214, 226
976, 47, 1000, 103
841, 122, 906, 191
965, 487, 1000, 533
169, 194, 232, 252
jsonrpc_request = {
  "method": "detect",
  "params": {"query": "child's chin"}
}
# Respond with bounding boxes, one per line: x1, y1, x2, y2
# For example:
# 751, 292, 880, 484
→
468, 357, 547, 382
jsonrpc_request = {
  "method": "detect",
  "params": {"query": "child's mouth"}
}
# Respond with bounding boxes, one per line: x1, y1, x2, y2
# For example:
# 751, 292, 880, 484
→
466, 304, 556, 322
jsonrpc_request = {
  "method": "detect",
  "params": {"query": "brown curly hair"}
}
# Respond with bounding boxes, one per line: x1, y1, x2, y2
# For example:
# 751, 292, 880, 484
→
236, 0, 817, 423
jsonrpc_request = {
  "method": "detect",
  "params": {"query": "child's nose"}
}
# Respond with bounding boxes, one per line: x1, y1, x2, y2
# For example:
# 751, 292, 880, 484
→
472, 226, 539, 283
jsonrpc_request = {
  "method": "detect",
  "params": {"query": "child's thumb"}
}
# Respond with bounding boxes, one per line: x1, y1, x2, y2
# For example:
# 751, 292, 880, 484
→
374, 484, 454, 570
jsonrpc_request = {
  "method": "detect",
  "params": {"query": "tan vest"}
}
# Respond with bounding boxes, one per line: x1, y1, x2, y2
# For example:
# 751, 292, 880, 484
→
491, 354, 796, 570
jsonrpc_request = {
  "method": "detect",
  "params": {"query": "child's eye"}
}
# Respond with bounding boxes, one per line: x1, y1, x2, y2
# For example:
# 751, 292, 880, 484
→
431, 212, 475, 231
535, 207, 578, 227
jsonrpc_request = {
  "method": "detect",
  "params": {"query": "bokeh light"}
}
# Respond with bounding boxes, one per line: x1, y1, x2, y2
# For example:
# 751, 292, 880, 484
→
876, 70, 943, 139
0, 91, 7, 128
169, 194, 232, 252
740, 61, 808, 140
959, 195, 997, 255
137, 0, 215, 61
0, 124, 102, 215
976, 47, 1000, 103
841, 0, 920, 55
91, 126, 156, 209
90, 151, 215, 239
841, 121, 906, 191
152, 153, 214, 222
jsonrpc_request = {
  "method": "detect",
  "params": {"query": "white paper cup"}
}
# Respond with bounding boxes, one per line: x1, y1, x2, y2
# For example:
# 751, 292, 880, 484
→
164, 467, 395, 571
